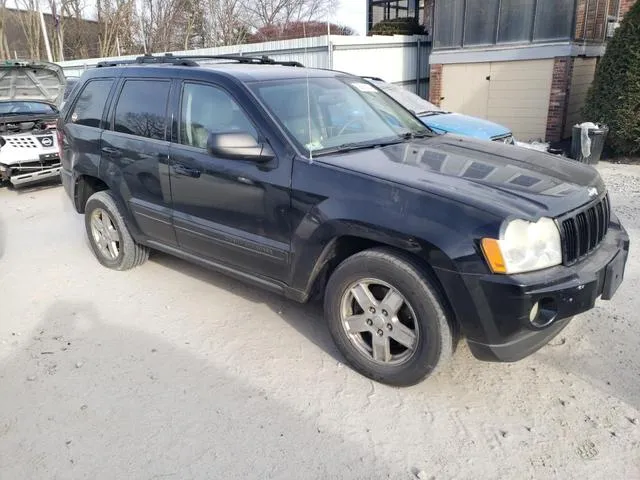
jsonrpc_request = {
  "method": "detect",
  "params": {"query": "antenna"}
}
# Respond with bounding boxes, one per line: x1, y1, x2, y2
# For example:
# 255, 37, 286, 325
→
303, 22, 313, 163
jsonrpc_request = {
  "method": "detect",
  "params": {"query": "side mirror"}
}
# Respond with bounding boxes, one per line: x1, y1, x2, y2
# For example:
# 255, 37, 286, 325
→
206, 132, 275, 162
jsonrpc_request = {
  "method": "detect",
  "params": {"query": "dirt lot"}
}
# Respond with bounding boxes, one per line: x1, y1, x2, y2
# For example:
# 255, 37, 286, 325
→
0, 162, 639, 480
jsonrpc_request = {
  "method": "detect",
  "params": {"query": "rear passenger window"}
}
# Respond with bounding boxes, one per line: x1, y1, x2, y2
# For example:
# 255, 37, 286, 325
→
113, 80, 170, 141
70, 79, 113, 128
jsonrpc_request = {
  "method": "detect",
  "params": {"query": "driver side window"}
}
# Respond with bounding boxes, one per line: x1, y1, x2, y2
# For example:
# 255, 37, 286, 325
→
180, 83, 258, 149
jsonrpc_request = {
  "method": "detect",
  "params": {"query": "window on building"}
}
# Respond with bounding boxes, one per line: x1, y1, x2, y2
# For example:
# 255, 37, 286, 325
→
113, 80, 170, 140
498, 0, 536, 43
433, 0, 464, 48
368, 0, 426, 33
433, 0, 576, 49
464, 0, 500, 46
70, 79, 113, 128
533, 0, 575, 41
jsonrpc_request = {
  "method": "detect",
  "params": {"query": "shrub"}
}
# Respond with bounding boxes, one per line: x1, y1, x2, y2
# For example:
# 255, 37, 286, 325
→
369, 17, 426, 36
582, 2, 640, 156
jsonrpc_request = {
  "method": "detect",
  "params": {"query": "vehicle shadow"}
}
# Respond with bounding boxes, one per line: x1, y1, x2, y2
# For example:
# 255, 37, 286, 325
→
148, 251, 343, 363
0, 300, 396, 478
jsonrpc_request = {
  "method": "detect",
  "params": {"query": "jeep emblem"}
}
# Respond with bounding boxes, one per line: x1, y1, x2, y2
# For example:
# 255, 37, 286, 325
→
588, 187, 598, 198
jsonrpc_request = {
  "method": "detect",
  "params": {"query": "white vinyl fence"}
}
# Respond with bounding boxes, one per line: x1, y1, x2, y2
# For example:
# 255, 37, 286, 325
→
58, 34, 432, 97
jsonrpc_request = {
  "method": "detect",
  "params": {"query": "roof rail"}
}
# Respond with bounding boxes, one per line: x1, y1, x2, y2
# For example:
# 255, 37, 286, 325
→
96, 53, 305, 68
360, 76, 386, 82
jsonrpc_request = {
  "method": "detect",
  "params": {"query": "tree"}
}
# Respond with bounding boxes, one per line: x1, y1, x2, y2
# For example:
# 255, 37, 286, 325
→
14, 0, 41, 59
0, 0, 8, 58
582, 2, 640, 156
245, 0, 337, 29
249, 20, 353, 42
201, 0, 250, 47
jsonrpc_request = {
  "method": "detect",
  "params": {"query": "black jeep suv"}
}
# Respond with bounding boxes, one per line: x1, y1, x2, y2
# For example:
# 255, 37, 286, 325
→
59, 54, 629, 386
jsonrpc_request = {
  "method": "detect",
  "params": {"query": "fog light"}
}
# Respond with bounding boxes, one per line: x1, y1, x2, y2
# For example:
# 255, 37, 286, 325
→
529, 297, 558, 329
529, 302, 540, 323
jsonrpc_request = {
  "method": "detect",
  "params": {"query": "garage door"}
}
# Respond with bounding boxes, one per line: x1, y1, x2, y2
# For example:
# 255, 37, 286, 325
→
441, 59, 554, 142
440, 63, 491, 119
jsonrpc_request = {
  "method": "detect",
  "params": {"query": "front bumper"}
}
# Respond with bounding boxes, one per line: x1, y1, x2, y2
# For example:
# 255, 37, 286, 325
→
436, 219, 630, 362
8, 165, 62, 186
1, 153, 62, 187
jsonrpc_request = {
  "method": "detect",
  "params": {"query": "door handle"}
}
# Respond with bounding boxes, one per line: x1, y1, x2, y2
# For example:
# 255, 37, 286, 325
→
101, 147, 121, 158
173, 164, 201, 178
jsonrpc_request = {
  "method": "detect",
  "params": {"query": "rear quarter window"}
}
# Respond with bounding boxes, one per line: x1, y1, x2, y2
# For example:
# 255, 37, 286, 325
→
69, 79, 114, 128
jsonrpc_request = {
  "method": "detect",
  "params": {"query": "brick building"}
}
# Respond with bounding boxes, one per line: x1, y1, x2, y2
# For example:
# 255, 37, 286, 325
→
367, 0, 637, 142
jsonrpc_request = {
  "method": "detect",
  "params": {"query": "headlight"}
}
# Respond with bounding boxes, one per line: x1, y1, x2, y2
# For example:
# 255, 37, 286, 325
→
481, 217, 562, 274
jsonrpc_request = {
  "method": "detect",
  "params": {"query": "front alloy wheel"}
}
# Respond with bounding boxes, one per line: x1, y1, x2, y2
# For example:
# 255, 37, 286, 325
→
324, 248, 454, 386
340, 279, 419, 365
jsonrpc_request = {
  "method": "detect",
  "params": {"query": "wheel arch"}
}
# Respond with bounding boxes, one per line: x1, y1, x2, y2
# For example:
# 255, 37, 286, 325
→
74, 174, 109, 213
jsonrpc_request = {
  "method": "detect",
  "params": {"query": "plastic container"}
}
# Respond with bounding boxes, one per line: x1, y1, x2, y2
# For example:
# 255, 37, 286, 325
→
571, 123, 609, 165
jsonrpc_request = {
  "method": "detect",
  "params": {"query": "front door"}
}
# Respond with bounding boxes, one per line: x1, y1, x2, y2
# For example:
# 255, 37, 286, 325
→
168, 81, 291, 282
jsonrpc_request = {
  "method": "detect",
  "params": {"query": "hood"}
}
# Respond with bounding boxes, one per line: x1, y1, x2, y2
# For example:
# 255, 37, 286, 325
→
0, 60, 65, 105
317, 135, 605, 220
420, 112, 511, 140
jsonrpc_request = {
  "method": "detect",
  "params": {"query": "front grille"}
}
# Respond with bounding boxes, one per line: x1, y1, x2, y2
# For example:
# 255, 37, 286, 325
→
559, 194, 610, 265
5, 136, 38, 148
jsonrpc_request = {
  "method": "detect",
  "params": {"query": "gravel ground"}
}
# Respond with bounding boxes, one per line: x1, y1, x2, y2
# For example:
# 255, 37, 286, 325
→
0, 162, 639, 480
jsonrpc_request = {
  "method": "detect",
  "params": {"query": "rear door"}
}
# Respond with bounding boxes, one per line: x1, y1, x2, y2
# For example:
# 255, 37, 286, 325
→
61, 77, 115, 183
100, 78, 177, 246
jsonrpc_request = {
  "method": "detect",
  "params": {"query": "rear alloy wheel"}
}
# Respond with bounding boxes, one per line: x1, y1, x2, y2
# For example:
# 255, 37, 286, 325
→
90, 208, 120, 261
84, 191, 149, 270
325, 248, 454, 386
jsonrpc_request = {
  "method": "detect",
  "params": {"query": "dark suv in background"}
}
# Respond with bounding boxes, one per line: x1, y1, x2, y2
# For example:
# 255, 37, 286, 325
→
59, 54, 629, 386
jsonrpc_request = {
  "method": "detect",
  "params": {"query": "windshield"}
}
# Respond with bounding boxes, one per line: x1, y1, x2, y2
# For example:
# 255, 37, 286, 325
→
368, 79, 443, 115
248, 76, 431, 156
0, 101, 57, 116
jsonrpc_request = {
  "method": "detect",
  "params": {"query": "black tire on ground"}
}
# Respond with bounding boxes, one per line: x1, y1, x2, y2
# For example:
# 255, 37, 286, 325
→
84, 191, 149, 271
324, 248, 454, 387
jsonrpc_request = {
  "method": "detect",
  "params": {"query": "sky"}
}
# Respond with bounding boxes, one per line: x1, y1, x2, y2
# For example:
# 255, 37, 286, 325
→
334, 0, 367, 36
6, 0, 368, 37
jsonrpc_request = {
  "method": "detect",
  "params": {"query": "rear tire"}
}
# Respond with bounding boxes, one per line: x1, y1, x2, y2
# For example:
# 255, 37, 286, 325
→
84, 191, 149, 270
324, 248, 453, 386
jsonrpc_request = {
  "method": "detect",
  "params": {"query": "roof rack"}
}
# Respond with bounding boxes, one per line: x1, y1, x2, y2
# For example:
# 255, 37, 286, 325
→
360, 76, 386, 82
96, 53, 305, 68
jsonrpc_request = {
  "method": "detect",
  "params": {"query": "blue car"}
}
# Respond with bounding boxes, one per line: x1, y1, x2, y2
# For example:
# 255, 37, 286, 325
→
363, 77, 515, 145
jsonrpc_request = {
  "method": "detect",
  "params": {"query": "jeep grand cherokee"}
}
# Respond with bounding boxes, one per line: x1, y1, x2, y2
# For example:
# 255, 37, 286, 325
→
59, 54, 630, 386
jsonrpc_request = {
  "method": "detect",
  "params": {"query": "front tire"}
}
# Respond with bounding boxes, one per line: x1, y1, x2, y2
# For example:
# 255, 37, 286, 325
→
324, 248, 454, 386
84, 191, 149, 270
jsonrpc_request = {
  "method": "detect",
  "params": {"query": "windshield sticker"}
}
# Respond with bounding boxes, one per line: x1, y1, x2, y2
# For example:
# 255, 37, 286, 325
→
352, 82, 377, 93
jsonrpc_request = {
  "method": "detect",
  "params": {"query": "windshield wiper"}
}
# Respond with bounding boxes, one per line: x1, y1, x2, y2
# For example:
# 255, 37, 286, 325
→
417, 111, 443, 117
399, 130, 431, 140
313, 138, 404, 156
